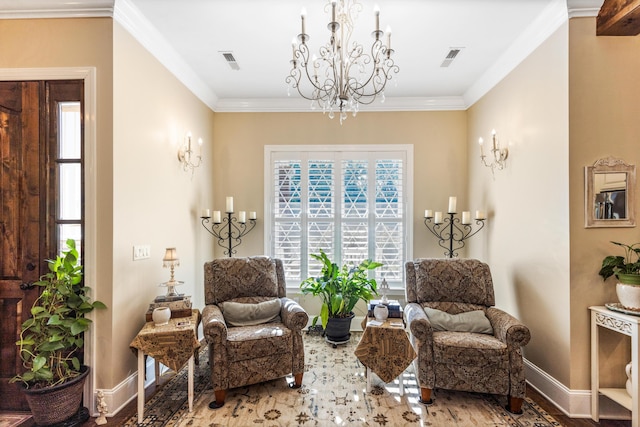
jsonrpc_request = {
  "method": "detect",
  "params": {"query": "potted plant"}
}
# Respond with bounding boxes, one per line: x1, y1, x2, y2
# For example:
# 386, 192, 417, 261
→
599, 241, 640, 309
10, 239, 107, 426
300, 249, 382, 345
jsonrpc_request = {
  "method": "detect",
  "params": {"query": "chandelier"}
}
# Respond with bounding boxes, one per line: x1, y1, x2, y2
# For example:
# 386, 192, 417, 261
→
286, 0, 399, 124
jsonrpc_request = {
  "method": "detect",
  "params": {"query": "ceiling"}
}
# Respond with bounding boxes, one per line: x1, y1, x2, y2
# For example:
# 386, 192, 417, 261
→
0, 0, 604, 112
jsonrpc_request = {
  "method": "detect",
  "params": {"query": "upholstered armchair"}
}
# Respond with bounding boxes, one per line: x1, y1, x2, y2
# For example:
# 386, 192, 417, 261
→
404, 258, 531, 413
202, 257, 308, 409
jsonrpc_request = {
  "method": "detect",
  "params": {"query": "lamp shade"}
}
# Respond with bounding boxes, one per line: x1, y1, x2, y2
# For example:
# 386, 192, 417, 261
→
163, 247, 179, 266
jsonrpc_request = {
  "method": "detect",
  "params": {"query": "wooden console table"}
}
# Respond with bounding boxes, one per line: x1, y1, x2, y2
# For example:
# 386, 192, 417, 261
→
130, 309, 201, 424
354, 317, 416, 395
590, 305, 638, 426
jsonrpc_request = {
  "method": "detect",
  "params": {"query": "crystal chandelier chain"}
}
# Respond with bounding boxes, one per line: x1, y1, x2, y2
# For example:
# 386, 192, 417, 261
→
286, 0, 399, 124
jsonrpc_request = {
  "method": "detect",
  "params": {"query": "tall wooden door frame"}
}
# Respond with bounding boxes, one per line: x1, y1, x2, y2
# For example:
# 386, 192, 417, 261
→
0, 67, 99, 414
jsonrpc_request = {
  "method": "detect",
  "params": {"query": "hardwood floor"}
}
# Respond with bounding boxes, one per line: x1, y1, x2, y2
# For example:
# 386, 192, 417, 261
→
10, 383, 632, 426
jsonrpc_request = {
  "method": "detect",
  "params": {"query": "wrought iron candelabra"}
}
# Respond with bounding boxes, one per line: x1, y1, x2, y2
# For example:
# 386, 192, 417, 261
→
423, 197, 486, 258
200, 197, 257, 257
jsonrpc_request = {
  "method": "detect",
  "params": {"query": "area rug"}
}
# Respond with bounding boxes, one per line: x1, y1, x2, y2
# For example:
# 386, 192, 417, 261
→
123, 332, 561, 426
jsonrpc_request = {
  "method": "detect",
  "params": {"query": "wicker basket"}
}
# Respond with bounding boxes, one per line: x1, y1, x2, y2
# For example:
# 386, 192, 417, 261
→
22, 366, 90, 426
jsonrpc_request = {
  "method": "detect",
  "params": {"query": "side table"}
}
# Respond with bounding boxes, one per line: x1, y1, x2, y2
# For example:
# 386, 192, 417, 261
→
130, 309, 201, 424
590, 305, 638, 427
354, 317, 416, 396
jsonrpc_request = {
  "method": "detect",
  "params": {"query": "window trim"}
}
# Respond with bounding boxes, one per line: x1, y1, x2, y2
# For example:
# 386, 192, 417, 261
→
264, 144, 413, 291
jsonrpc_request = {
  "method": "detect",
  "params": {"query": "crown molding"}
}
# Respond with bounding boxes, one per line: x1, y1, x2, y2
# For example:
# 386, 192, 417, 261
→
113, 0, 218, 110
0, 1, 113, 19
215, 96, 467, 113
464, 0, 568, 107
566, 0, 605, 18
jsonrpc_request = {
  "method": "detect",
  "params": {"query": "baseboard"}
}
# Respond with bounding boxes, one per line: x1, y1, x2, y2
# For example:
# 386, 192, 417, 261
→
524, 358, 631, 420
94, 354, 161, 417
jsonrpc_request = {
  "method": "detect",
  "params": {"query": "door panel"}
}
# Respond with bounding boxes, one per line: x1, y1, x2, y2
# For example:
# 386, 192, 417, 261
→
0, 81, 42, 410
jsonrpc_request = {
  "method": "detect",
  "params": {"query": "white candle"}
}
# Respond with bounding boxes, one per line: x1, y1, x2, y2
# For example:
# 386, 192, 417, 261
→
201, 209, 210, 218
448, 196, 457, 213
213, 210, 221, 224
386, 26, 391, 49
475, 210, 486, 220
478, 137, 484, 156
434, 211, 443, 224
424, 209, 433, 218
301, 8, 306, 34
462, 211, 471, 224
226, 196, 234, 213
249, 211, 257, 220
331, 0, 337, 22
374, 5, 380, 32
238, 211, 246, 224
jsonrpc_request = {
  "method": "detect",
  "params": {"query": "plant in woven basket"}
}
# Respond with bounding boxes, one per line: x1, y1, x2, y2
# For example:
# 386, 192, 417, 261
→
10, 239, 106, 389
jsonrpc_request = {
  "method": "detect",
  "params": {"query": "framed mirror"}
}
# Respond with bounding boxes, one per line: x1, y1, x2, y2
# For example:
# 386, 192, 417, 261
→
585, 157, 636, 228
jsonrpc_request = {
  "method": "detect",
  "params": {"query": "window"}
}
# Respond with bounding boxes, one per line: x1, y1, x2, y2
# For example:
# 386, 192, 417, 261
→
57, 101, 83, 256
265, 145, 412, 289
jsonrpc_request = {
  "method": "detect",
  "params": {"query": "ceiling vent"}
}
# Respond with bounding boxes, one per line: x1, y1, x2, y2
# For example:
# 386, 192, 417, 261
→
221, 52, 240, 70
440, 48, 464, 68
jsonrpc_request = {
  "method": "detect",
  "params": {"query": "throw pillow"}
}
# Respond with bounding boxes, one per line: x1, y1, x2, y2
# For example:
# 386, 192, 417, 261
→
423, 307, 493, 334
221, 298, 282, 327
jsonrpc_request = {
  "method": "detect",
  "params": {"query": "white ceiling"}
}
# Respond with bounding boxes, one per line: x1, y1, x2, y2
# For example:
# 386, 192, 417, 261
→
0, 0, 604, 111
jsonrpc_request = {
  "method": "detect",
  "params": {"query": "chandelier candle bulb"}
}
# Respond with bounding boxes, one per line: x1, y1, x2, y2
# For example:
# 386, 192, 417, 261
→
238, 211, 246, 224
386, 26, 391, 49
462, 211, 471, 224
249, 211, 257, 220
331, 0, 336, 23
448, 196, 457, 213
301, 8, 306, 34
374, 5, 380, 32
424, 209, 433, 219
226, 197, 234, 213
491, 129, 497, 150
213, 211, 221, 224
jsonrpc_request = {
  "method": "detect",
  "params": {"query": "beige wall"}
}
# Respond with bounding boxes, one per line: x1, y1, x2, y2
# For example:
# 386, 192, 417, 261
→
467, 23, 571, 384
211, 110, 468, 261
569, 17, 640, 390
111, 23, 215, 388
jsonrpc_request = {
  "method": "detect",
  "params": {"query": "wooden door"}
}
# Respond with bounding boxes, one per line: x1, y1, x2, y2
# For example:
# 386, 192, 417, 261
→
0, 80, 83, 411
0, 81, 43, 410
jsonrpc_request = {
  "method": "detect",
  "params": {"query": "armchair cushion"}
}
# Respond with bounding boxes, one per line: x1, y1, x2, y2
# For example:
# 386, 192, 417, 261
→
424, 307, 493, 334
221, 298, 282, 327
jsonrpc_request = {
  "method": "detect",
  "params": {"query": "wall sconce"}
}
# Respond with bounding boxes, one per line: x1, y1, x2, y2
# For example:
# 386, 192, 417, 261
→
479, 129, 508, 175
161, 247, 183, 297
177, 132, 203, 173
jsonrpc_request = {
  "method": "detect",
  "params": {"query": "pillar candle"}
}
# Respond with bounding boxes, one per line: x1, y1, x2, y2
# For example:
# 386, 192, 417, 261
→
462, 211, 471, 224
475, 210, 486, 220
201, 209, 210, 218
226, 196, 234, 213
424, 209, 433, 218
238, 211, 246, 224
213, 210, 221, 224
448, 196, 457, 213
434, 211, 443, 224
249, 211, 257, 220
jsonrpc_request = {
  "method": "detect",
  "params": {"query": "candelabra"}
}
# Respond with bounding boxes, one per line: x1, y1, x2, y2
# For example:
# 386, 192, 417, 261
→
200, 197, 257, 257
423, 197, 486, 258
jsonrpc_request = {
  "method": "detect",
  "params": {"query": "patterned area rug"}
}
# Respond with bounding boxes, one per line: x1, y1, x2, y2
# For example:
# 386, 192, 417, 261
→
123, 332, 561, 426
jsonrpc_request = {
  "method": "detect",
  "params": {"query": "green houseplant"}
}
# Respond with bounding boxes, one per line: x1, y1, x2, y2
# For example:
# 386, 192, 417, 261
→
598, 241, 640, 285
10, 239, 106, 425
599, 241, 640, 311
300, 249, 382, 344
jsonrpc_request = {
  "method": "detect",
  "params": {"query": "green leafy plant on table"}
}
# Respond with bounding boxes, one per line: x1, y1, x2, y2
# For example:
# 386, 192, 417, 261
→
599, 241, 640, 285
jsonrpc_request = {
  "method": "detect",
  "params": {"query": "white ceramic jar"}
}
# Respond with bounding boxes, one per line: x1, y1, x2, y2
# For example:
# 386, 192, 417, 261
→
374, 303, 389, 322
152, 307, 171, 326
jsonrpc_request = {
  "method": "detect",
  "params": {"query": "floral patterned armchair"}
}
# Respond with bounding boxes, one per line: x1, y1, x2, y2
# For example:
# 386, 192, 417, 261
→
404, 258, 531, 413
202, 257, 308, 409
